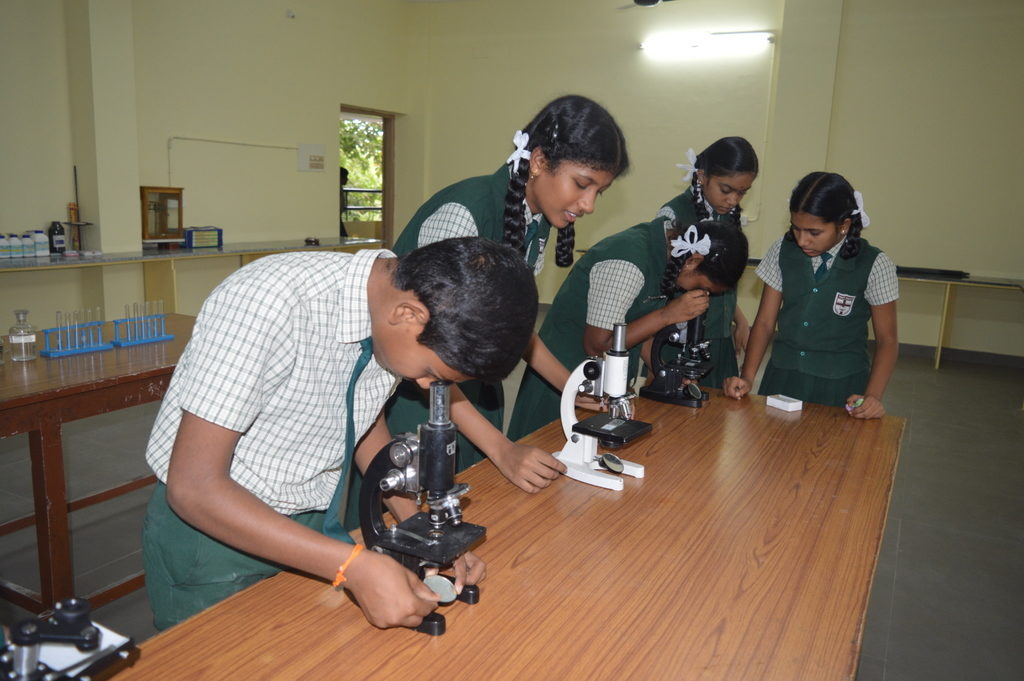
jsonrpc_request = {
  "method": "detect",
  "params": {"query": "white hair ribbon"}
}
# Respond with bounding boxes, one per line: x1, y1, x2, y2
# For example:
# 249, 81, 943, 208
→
671, 225, 711, 258
505, 130, 532, 173
674, 148, 698, 183
852, 190, 871, 228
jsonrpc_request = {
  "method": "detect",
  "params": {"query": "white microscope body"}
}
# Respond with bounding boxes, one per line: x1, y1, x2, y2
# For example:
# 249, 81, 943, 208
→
555, 323, 648, 491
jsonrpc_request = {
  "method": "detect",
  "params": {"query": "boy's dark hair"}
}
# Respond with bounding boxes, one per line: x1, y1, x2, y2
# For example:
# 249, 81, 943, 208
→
660, 219, 749, 296
692, 136, 759, 223
503, 94, 629, 268
393, 237, 538, 383
786, 171, 864, 259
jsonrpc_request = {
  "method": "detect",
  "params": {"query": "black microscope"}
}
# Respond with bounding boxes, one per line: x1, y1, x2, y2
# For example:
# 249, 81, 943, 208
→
639, 311, 713, 408
358, 380, 483, 636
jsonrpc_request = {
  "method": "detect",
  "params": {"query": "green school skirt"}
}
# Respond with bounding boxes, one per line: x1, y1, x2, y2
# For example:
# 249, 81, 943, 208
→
757, 361, 869, 408
142, 483, 328, 631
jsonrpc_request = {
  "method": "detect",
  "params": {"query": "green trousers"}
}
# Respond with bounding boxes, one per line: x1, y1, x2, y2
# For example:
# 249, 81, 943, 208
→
142, 483, 326, 630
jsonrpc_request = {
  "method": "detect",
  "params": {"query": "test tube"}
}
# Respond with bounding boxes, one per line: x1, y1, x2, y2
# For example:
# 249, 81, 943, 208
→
56, 311, 63, 351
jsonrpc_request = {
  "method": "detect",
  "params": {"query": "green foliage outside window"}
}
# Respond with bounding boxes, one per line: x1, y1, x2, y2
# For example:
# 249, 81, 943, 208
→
340, 118, 383, 222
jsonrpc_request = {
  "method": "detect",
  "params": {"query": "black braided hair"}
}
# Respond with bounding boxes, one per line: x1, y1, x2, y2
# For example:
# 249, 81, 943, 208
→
502, 95, 629, 265
691, 137, 759, 223
786, 172, 865, 259
659, 219, 749, 296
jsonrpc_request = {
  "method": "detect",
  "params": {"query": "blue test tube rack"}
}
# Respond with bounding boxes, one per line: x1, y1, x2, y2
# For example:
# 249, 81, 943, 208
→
40, 321, 114, 358
112, 314, 174, 346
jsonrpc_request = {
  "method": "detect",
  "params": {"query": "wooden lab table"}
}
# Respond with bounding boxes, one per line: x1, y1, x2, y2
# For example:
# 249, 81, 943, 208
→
0, 314, 195, 613
119, 394, 904, 681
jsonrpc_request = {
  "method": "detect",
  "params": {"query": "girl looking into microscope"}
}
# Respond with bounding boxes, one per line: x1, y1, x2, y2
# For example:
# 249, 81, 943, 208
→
654, 136, 759, 388
340, 95, 629, 525
723, 172, 898, 418
507, 219, 749, 442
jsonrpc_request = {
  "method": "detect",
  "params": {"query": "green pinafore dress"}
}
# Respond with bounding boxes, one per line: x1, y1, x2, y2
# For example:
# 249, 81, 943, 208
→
343, 167, 551, 529
507, 220, 672, 442
758, 238, 880, 407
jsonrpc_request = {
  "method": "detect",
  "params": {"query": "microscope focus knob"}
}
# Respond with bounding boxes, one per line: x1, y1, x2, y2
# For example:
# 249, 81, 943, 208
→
389, 440, 417, 467
379, 469, 405, 492
583, 360, 602, 381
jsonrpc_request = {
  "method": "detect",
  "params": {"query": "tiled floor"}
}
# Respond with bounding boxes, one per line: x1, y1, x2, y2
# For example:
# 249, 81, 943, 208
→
2, 349, 1022, 680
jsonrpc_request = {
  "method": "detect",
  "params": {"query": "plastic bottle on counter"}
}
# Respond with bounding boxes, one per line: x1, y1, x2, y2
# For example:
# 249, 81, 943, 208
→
48, 221, 67, 254
8, 233, 23, 258
8, 309, 37, 361
20, 233, 34, 258
0, 233, 9, 258
33, 230, 49, 257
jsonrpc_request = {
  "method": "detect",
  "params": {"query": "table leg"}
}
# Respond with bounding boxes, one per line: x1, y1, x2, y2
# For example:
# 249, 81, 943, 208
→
28, 418, 74, 609
934, 282, 954, 369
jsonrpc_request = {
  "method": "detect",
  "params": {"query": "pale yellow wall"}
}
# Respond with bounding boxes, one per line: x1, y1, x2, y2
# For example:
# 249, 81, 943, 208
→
0, 0, 75, 232
132, 0, 414, 243
403, 0, 780, 258
825, 0, 1024, 355
1, 0, 1021, 358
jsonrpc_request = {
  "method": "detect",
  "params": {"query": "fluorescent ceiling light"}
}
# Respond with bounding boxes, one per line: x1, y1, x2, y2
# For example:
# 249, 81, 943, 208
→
640, 31, 774, 60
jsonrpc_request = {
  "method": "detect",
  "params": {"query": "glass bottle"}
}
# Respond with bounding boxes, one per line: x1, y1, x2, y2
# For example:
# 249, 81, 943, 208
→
9, 309, 37, 361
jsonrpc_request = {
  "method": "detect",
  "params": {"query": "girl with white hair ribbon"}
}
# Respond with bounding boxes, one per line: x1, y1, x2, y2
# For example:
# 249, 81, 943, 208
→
338, 95, 629, 524
655, 137, 759, 388
724, 172, 899, 419
508, 219, 748, 443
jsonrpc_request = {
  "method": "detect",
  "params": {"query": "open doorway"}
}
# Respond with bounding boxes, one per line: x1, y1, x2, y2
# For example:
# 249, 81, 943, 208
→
339, 107, 395, 245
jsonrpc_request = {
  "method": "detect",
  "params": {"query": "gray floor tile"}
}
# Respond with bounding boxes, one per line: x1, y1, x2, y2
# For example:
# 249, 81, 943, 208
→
881, 521, 1024, 681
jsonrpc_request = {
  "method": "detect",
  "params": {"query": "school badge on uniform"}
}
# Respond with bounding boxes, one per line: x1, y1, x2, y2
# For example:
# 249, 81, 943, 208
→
533, 237, 547, 275
833, 292, 856, 316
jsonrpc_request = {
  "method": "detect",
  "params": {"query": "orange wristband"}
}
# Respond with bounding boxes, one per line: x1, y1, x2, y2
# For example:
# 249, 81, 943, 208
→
332, 543, 365, 587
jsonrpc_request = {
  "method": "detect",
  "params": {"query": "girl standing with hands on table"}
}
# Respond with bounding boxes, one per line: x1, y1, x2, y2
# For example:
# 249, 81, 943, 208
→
507, 219, 749, 442
655, 137, 759, 388
347, 95, 628, 515
723, 172, 898, 418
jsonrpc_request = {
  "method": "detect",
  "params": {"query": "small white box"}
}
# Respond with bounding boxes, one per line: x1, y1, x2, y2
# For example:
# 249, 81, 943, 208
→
767, 394, 803, 412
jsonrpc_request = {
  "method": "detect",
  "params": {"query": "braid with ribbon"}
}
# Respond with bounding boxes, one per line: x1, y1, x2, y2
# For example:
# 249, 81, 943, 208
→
660, 222, 711, 295
660, 220, 749, 296
502, 129, 532, 254
839, 190, 869, 260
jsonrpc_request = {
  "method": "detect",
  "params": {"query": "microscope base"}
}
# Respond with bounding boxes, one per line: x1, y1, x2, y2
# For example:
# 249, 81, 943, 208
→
415, 583, 480, 636
556, 434, 644, 491
639, 385, 710, 408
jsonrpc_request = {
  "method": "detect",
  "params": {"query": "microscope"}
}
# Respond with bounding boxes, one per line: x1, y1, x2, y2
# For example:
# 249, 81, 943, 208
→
1, 598, 138, 680
639, 310, 712, 408
358, 381, 483, 636
555, 323, 652, 491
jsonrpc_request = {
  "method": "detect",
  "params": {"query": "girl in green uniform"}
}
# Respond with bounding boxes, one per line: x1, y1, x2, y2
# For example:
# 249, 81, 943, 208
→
508, 220, 749, 442
724, 172, 899, 418
345, 95, 628, 521
655, 137, 759, 388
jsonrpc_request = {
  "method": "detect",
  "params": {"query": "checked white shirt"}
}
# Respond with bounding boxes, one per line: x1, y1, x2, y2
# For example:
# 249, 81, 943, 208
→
145, 249, 398, 515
